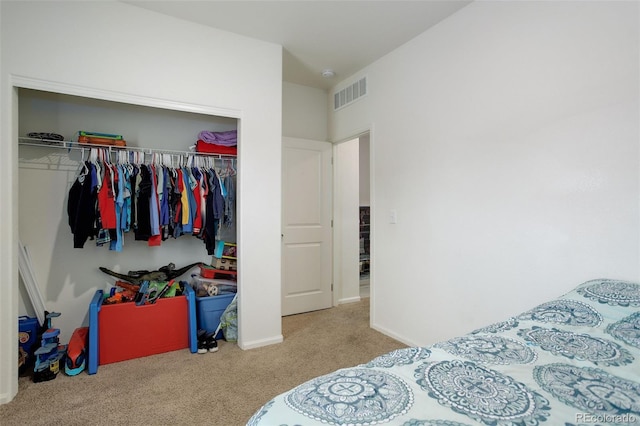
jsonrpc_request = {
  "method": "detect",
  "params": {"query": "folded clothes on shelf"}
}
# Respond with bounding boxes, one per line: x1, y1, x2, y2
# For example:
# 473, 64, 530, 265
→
197, 129, 237, 146
77, 131, 126, 146
78, 136, 127, 146
195, 139, 237, 155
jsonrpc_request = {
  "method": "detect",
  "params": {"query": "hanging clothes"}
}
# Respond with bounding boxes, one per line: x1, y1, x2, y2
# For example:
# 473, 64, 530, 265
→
191, 167, 203, 235
148, 164, 162, 247
66, 147, 236, 253
224, 173, 236, 228
134, 165, 153, 241
68, 161, 98, 248
181, 167, 196, 234
169, 168, 183, 239
196, 166, 209, 239
97, 163, 117, 231
109, 164, 125, 252
203, 168, 225, 255
160, 166, 170, 240
131, 164, 140, 234
121, 164, 133, 233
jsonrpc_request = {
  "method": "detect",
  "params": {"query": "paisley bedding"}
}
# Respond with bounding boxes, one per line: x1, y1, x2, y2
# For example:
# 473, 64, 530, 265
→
248, 279, 640, 425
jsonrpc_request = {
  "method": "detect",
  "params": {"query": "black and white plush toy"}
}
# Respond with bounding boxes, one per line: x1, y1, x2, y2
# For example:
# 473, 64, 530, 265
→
196, 282, 219, 297
206, 283, 219, 297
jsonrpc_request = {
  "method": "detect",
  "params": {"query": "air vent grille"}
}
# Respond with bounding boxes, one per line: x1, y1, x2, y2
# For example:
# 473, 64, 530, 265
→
333, 76, 367, 111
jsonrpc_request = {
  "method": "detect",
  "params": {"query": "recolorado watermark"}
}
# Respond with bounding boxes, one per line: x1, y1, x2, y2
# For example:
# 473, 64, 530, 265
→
575, 413, 637, 424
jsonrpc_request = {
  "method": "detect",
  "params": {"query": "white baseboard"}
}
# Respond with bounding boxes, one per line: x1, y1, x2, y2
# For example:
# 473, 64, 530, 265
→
370, 322, 419, 348
0, 390, 17, 406
239, 334, 284, 350
338, 296, 361, 305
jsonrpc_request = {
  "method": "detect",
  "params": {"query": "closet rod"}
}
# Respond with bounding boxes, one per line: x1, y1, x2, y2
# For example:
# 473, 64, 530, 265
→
18, 136, 237, 159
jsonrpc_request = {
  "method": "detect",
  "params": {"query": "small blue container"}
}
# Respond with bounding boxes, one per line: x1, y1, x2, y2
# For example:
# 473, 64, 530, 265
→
196, 293, 235, 339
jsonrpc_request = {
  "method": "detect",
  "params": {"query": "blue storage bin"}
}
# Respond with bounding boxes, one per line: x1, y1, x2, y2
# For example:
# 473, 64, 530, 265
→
196, 293, 235, 339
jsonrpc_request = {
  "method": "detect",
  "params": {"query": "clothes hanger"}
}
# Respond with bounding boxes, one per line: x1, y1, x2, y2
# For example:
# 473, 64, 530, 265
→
214, 157, 224, 177
226, 158, 236, 176
125, 150, 134, 175
75, 147, 89, 182
89, 148, 103, 189
101, 148, 117, 198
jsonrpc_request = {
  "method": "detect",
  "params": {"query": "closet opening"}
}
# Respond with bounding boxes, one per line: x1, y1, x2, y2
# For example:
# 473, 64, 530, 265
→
17, 88, 239, 354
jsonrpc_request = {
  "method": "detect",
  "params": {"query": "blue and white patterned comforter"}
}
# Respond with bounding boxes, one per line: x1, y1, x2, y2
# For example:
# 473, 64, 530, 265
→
248, 279, 640, 425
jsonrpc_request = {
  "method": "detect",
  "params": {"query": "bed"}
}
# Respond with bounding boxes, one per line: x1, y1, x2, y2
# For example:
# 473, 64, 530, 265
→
248, 279, 640, 425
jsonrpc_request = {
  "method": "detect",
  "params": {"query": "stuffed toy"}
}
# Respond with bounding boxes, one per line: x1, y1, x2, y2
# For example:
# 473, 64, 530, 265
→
196, 282, 219, 297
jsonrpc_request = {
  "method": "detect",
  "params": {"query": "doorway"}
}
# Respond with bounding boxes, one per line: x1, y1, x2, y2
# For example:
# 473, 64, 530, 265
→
331, 132, 371, 305
358, 133, 371, 298
279, 132, 371, 315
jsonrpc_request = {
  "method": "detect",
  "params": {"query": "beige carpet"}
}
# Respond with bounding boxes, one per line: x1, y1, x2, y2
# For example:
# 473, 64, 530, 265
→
1, 299, 406, 425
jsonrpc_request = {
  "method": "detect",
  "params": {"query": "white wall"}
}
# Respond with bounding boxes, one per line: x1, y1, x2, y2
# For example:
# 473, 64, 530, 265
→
1, 1, 282, 404
330, 1, 640, 346
283, 82, 328, 141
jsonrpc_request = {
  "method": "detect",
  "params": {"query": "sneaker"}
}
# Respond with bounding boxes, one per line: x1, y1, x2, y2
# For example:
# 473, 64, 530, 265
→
197, 330, 208, 354
207, 336, 219, 353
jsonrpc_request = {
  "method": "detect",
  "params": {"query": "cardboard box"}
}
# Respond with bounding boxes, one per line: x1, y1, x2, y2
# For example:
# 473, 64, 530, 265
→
212, 257, 237, 271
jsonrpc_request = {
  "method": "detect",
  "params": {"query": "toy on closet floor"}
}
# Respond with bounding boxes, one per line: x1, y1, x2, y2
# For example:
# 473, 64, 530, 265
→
99, 262, 201, 285
103, 280, 179, 305
33, 312, 67, 383
195, 281, 220, 297
65, 326, 89, 376
102, 280, 139, 304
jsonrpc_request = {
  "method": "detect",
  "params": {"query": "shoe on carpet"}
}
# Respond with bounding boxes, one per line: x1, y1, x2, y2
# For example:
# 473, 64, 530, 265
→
197, 329, 209, 354
207, 335, 218, 353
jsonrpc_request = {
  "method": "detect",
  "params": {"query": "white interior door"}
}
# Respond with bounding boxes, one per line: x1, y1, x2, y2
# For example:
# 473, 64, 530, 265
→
282, 137, 333, 316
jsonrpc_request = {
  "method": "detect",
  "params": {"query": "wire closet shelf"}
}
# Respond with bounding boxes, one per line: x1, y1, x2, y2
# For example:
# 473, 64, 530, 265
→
18, 136, 237, 166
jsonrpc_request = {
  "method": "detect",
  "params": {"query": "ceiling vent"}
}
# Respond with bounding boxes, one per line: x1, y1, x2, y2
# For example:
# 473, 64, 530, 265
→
333, 76, 367, 111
